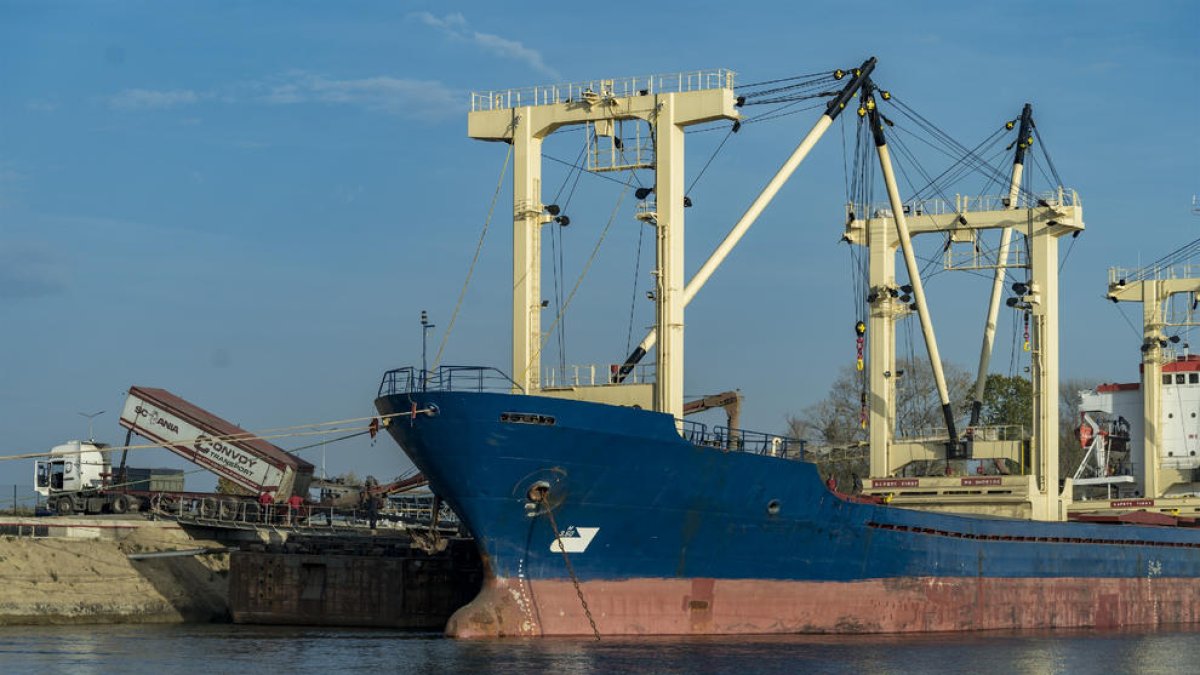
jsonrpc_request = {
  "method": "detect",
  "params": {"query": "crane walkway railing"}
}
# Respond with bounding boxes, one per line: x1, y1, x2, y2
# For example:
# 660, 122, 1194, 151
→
471, 69, 736, 112
542, 362, 656, 387
849, 187, 1080, 223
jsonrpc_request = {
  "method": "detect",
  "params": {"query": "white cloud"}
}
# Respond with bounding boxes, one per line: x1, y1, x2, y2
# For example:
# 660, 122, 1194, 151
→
411, 11, 560, 80
230, 139, 270, 150
334, 184, 365, 204
0, 241, 71, 300
108, 88, 201, 111
26, 99, 58, 112
0, 162, 26, 207
415, 11, 467, 31
256, 72, 462, 120
102, 74, 461, 120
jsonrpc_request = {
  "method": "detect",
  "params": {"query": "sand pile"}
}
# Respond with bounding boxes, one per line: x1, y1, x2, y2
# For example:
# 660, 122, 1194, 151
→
0, 526, 230, 625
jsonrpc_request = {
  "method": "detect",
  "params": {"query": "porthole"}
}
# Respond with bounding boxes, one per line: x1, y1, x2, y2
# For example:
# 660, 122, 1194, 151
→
767, 499, 781, 516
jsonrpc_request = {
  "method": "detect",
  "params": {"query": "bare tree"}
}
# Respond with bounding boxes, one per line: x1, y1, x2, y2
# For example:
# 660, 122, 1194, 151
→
896, 360, 973, 438
789, 358, 971, 447
787, 366, 868, 448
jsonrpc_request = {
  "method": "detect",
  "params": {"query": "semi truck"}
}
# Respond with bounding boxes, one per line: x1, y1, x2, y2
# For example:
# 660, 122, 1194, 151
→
34, 386, 315, 516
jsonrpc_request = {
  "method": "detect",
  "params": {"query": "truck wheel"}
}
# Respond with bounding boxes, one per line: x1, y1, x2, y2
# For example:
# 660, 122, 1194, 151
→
55, 496, 74, 516
111, 494, 130, 515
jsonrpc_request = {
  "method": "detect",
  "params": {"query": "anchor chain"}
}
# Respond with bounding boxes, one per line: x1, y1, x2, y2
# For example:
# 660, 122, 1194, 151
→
537, 490, 601, 641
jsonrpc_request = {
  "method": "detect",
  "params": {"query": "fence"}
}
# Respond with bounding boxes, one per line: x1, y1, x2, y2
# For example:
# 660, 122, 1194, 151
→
0, 485, 43, 516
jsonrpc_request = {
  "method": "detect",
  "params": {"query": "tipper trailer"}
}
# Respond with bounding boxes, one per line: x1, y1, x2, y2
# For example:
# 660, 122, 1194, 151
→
35, 386, 315, 515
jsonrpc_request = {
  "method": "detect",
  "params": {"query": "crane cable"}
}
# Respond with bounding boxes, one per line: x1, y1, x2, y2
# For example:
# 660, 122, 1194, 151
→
624, 223, 646, 355
0, 410, 423, 463
845, 113, 873, 432
430, 143, 513, 371
548, 139, 589, 374
522, 177, 634, 385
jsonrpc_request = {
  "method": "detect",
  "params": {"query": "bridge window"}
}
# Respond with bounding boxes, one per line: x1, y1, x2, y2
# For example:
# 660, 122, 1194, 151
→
1164, 374, 1172, 385
1178, 374, 1187, 384
1190, 373, 1198, 384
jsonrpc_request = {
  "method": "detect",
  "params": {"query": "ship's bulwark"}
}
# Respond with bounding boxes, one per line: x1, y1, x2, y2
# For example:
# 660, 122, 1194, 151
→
376, 390, 1200, 637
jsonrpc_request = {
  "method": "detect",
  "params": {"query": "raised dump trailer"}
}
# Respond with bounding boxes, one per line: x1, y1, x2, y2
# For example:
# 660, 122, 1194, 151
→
35, 387, 316, 516
119, 386, 315, 499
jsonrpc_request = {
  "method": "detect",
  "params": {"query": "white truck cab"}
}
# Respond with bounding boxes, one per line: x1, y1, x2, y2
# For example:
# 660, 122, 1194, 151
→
35, 441, 113, 513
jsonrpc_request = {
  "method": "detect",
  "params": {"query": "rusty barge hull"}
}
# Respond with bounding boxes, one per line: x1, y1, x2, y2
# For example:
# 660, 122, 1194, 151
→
376, 388, 1200, 638
229, 538, 482, 629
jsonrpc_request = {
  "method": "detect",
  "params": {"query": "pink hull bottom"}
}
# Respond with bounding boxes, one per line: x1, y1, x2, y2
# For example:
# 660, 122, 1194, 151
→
446, 576, 1200, 637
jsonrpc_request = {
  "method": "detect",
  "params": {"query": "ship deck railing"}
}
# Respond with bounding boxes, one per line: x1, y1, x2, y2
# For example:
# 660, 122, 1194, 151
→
378, 365, 524, 396
682, 420, 805, 459
471, 68, 736, 112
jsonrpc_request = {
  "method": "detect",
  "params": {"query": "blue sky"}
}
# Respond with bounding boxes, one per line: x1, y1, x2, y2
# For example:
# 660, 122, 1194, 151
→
1, 1, 1197, 490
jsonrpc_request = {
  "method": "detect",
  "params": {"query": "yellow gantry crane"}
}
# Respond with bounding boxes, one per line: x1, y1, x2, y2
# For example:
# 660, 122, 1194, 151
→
1102, 266, 1200, 500
848, 92, 1084, 521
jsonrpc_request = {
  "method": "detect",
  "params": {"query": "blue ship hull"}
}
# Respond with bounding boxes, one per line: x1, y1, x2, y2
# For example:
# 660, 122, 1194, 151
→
376, 387, 1200, 636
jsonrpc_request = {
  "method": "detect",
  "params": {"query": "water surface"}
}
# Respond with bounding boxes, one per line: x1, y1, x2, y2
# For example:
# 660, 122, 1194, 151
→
1, 624, 1196, 674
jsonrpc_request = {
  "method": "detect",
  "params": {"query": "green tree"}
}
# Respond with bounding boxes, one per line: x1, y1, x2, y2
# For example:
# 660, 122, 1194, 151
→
978, 373, 1032, 430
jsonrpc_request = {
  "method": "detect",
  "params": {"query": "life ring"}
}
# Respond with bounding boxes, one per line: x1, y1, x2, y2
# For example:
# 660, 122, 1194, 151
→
1079, 424, 1094, 448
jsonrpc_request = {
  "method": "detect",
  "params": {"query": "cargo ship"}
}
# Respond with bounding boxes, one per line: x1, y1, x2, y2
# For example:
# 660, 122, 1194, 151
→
376, 59, 1200, 636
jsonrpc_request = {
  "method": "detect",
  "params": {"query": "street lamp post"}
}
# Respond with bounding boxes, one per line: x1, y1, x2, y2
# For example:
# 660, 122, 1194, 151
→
77, 410, 105, 441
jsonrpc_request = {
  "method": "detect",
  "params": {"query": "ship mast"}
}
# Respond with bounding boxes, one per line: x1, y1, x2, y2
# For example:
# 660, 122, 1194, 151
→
614, 60, 877, 382
466, 71, 739, 419
865, 81, 958, 448
969, 103, 1035, 425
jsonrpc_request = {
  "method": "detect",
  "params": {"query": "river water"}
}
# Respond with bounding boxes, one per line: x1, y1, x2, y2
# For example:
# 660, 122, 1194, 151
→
3, 624, 1200, 674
